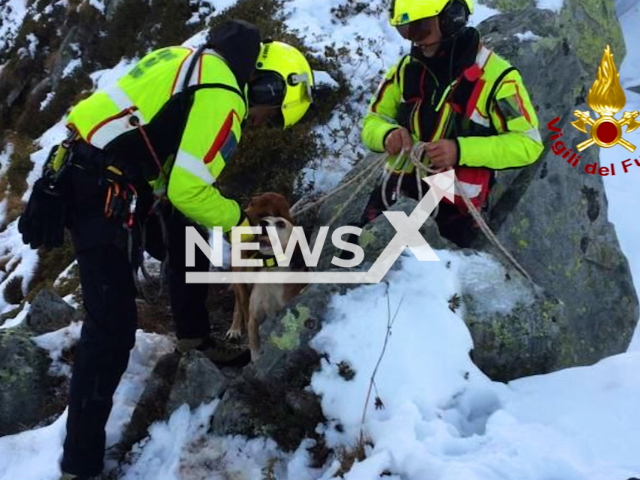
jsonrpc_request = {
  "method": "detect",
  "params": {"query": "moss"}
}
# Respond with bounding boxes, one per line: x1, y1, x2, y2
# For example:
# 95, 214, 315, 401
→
531, 36, 562, 55
358, 229, 376, 249
269, 305, 311, 350
564, 256, 582, 278
559, 0, 625, 72
484, 0, 535, 12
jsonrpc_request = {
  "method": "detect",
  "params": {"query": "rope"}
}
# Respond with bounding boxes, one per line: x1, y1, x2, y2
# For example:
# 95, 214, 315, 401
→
405, 141, 535, 284
294, 141, 533, 284
290, 153, 388, 218
324, 155, 388, 228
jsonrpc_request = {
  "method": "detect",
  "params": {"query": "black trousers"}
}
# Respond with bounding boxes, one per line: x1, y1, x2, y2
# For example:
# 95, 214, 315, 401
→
361, 171, 480, 248
61, 160, 211, 477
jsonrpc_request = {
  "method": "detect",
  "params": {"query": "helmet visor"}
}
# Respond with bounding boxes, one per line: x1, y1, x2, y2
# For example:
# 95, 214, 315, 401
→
396, 17, 435, 42
248, 72, 286, 107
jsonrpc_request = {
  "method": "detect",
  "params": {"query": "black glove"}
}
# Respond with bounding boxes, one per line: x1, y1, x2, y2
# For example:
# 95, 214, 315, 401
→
18, 175, 67, 249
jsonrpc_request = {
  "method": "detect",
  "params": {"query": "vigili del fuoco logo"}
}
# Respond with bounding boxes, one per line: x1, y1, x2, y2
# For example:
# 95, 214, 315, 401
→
547, 45, 640, 176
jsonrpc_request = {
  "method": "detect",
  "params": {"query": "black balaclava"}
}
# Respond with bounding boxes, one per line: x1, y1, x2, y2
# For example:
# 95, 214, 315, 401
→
207, 19, 261, 89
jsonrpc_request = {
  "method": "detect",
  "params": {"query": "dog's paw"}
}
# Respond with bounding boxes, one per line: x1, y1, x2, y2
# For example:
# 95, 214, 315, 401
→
226, 327, 242, 341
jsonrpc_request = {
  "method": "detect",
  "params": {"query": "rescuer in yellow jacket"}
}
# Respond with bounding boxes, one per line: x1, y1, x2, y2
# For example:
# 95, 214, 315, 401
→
360, 0, 543, 247
18, 20, 315, 480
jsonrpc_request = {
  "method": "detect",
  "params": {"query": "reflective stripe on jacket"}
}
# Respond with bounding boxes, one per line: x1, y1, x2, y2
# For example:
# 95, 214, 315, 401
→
66, 44, 249, 232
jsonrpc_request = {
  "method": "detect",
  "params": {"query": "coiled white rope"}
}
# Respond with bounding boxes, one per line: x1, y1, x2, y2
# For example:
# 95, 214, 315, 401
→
290, 143, 534, 284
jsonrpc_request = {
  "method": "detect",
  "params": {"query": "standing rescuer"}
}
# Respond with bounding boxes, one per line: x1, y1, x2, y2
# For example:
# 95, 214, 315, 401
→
361, 0, 543, 247
18, 19, 314, 480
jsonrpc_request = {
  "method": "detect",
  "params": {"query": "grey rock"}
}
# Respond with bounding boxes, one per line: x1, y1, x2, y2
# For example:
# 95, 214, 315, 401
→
166, 350, 229, 414
471, 9, 639, 369
360, 197, 456, 265
210, 281, 358, 450
480, 115, 638, 368
0, 327, 51, 436
112, 352, 180, 461
458, 252, 569, 381
26, 289, 77, 335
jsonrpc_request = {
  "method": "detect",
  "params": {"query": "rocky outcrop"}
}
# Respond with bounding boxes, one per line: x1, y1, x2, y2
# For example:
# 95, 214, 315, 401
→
458, 252, 568, 382
477, 8, 638, 367
359, 198, 456, 265
0, 327, 51, 436
26, 288, 77, 335
209, 282, 351, 450
166, 350, 229, 413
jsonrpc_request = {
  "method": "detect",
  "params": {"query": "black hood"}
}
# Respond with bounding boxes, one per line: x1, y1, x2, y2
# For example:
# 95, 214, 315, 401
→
410, 27, 480, 80
207, 19, 261, 89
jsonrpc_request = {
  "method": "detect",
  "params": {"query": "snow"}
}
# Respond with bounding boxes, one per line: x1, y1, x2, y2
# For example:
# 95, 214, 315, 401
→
2, 1, 640, 479
514, 31, 541, 42
0, 330, 174, 480
0, 0, 28, 54
0, 144, 13, 185
90, 57, 139, 90
87, 0, 105, 14
536, 0, 565, 13
119, 404, 297, 480
62, 58, 82, 78
53, 260, 78, 289
39, 91, 55, 111
467, 4, 501, 27
457, 251, 536, 315
199, 0, 238, 14
309, 250, 640, 480
33, 322, 83, 376
314, 70, 339, 89
26, 33, 38, 57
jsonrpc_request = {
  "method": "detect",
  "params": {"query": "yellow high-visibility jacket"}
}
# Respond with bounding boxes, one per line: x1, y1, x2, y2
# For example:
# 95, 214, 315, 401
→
66, 21, 260, 232
362, 30, 543, 179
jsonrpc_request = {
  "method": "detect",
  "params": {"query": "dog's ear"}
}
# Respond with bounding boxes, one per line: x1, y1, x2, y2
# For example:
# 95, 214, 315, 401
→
247, 192, 293, 224
271, 193, 293, 223
244, 194, 267, 225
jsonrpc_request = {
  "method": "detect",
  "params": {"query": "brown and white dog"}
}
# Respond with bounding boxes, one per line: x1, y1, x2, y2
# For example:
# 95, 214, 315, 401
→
226, 193, 307, 361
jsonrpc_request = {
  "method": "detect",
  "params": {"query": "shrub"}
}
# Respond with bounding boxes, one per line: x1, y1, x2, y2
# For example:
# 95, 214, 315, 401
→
26, 232, 76, 302
4, 132, 35, 201
3, 276, 24, 305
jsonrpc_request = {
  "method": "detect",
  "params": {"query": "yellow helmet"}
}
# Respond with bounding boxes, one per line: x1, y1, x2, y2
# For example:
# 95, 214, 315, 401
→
248, 40, 315, 128
389, 0, 473, 26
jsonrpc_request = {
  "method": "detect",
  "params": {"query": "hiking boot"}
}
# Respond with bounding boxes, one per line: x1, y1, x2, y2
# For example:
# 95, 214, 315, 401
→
176, 336, 251, 367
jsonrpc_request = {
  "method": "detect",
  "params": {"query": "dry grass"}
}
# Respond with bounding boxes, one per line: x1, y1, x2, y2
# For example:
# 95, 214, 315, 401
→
25, 233, 76, 302
335, 439, 369, 477
3, 276, 24, 305
135, 277, 174, 335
